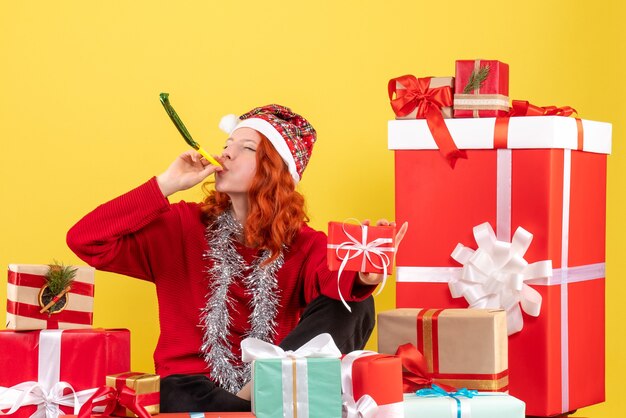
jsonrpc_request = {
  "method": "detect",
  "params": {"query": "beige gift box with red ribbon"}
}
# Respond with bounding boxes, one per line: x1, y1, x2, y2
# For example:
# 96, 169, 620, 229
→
6, 264, 95, 330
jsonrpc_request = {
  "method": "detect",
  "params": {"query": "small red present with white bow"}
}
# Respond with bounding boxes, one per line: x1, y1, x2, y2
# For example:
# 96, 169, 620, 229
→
327, 221, 395, 275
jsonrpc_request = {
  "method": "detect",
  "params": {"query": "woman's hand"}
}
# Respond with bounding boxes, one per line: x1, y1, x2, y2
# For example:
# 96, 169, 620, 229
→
357, 219, 408, 286
156, 151, 222, 197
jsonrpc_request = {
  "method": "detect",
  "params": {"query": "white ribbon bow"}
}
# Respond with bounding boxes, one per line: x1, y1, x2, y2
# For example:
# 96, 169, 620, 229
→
340, 351, 379, 418
0, 330, 98, 418
241, 333, 341, 362
450, 222, 551, 335
329, 221, 395, 312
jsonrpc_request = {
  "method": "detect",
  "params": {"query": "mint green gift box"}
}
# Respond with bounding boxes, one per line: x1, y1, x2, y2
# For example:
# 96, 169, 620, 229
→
403, 391, 525, 418
251, 357, 342, 418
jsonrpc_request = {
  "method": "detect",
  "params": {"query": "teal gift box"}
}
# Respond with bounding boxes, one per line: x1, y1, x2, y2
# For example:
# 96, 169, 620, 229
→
251, 357, 342, 418
404, 388, 525, 418
242, 333, 343, 418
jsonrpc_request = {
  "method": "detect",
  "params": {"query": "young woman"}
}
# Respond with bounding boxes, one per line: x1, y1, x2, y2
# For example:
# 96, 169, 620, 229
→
67, 104, 406, 412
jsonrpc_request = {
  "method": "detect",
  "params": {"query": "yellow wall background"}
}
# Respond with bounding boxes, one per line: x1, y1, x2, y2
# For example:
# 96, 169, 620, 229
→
1, 1, 623, 416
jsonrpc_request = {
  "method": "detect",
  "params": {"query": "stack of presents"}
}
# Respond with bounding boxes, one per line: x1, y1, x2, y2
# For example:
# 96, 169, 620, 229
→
0, 59, 610, 418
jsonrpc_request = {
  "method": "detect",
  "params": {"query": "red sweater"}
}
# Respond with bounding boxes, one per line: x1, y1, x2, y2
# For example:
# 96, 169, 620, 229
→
66, 178, 373, 378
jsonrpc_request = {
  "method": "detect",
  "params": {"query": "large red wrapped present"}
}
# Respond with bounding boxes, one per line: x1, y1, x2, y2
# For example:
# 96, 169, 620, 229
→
453, 59, 509, 118
6, 264, 95, 330
388, 115, 611, 416
0, 329, 130, 418
341, 351, 403, 418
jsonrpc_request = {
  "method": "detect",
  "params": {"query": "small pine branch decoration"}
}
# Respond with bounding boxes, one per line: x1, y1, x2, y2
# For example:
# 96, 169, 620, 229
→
462, 64, 491, 94
45, 261, 77, 295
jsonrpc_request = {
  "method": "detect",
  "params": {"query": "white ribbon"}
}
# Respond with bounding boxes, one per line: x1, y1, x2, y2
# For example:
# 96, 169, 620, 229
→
328, 221, 395, 312
241, 334, 341, 418
340, 351, 379, 418
0, 330, 98, 418
241, 333, 341, 362
449, 222, 551, 335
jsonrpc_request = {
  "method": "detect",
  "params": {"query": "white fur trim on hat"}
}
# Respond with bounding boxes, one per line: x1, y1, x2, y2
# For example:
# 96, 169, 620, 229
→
227, 117, 300, 183
219, 114, 240, 135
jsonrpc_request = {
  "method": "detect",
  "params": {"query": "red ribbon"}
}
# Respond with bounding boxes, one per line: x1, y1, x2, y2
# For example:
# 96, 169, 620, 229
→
6, 300, 93, 328
395, 343, 456, 393
77, 385, 157, 418
8, 270, 95, 296
494, 100, 583, 150
509, 100, 577, 117
389, 75, 467, 167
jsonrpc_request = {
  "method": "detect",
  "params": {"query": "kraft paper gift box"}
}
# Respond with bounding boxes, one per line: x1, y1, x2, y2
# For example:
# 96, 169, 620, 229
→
388, 116, 611, 416
453, 59, 509, 118
403, 386, 525, 418
378, 308, 508, 392
6, 264, 95, 330
0, 328, 130, 418
389, 76, 454, 119
341, 351, 404, 418
241, 334, 342, 418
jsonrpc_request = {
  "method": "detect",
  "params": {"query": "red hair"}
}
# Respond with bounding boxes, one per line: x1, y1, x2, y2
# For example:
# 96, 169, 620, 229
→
200, 136, 309, 263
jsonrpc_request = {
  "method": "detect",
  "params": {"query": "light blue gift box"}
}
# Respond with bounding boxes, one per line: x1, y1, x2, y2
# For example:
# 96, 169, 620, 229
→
404, 388, 525, 418
251, 357, 342, 418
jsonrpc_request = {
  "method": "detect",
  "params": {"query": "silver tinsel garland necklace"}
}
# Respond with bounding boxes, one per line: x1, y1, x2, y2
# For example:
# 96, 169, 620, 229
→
200, 210, 283, 393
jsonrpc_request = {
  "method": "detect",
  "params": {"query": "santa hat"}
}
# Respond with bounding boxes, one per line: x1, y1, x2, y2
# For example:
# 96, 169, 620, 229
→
219, 104, 316, 183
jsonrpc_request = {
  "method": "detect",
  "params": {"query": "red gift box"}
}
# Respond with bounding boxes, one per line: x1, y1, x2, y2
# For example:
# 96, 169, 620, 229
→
6, 264, 95, 330
453, 59, 509, 118
0, 329, 130, 418
327, 221, 395, 274
388, 116, 611, 416
341, 351, 403, 418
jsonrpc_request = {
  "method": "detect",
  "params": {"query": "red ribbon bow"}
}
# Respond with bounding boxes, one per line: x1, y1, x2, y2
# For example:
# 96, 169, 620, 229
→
395, 343, 456, 393
509, 100, 577, 117
494, 100, 583, 150
78, 385, 154, 418
388, 75, 466, 167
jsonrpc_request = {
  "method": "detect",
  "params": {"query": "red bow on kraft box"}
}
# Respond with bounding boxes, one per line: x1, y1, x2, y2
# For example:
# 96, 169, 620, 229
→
388, 75, 467, 167
78, 372, 160, 418
327, 221, 395, 311
395, 343, 456, 393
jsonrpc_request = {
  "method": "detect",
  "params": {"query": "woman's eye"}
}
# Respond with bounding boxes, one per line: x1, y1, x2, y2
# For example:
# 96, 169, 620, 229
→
245, 147, 257, 152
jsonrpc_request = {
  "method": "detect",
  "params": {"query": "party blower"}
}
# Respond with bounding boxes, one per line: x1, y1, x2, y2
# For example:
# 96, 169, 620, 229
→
159, 92, 222, 167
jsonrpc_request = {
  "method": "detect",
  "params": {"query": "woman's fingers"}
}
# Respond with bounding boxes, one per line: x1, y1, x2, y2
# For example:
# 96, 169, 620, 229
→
395, 221, 409, 249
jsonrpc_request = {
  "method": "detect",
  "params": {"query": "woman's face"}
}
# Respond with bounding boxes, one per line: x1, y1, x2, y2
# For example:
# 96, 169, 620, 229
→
215, 127, 261, 195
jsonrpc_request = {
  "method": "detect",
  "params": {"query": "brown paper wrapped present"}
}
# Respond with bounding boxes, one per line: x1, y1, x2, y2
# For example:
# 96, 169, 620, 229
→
392, 76, 454, 119
378, 308, 508, 392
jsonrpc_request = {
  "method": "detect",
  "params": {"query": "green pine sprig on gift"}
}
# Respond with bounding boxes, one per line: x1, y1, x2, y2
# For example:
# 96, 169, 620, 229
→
45, 261, 77, 295
462, 64, 491, 94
